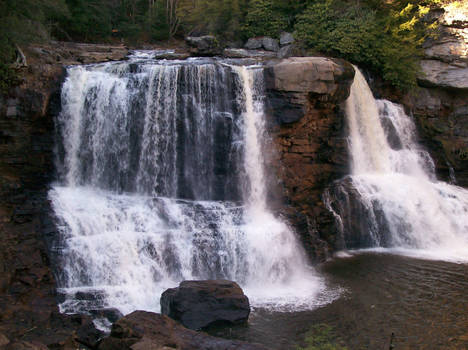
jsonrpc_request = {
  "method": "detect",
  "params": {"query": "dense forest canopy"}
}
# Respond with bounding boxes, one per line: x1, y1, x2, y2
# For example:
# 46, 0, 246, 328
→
0, 0, 463, 91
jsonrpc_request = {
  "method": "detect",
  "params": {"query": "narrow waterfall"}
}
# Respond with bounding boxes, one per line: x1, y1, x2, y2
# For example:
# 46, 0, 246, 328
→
50, 56, 332, 319
326, 68, 468, 262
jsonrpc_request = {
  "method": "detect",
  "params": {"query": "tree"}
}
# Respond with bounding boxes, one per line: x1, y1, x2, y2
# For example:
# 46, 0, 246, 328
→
242, 0, 289, 38
177, 0, 247, 39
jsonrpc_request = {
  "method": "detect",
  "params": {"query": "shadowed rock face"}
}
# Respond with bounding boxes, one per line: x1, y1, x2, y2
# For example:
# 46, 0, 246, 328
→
0, 42, 131, 348
98, 311, 267, 350
161, 280, 250, 331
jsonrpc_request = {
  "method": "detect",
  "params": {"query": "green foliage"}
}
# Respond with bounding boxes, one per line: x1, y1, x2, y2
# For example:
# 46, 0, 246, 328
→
56, 0, 171, 43
177, 0, 248, 40
296, 324, 348, 350
242, 0, 289, 38
60, 0, 112, 41
295, 0, 436, 90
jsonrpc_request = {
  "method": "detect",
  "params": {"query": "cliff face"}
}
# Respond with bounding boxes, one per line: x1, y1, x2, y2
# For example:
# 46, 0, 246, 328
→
406, 4, 468, 187
264, 57, 355, 261
0, 42, 129, 347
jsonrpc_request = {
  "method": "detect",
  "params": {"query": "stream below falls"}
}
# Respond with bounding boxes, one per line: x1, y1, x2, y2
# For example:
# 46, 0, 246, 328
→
208, 252, 468, 350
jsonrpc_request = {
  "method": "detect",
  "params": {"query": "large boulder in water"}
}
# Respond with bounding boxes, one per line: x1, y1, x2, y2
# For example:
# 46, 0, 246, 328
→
98, 311, 266, 350
160, 280, 250, 330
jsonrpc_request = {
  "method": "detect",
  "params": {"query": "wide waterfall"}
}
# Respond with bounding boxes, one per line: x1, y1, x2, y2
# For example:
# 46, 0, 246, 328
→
49, 54, 333, 319
326, 68, 468, 262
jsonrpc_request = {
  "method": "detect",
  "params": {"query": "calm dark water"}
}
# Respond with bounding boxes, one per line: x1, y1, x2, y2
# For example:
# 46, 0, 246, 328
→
207, 253, 468, 349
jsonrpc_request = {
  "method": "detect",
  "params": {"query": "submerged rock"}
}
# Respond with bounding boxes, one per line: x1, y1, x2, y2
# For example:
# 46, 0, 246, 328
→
160, 280, 250, 330
98, 311, 266, 350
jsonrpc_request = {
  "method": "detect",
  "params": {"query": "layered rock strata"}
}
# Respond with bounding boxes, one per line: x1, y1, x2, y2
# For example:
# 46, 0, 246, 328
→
264, 57, 355, 261
409, 4, 468, 186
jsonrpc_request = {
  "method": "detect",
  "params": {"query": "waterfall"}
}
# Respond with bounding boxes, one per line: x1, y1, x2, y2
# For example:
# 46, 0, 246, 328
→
326, 68, 468, 262
50, 55, 333, 319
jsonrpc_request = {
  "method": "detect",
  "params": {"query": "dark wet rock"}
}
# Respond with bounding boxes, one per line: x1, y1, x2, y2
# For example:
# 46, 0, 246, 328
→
185, 36, 222, 56
75, 321, 105, 348
244, 38, 263, 50
0, 333, 10, 347
0, 41, 132, 349
89, 308, 124, 324
262, 37, 279, 52
280, 32, 294, 46
324, 177, 391, 249
380, 117, 403, 150
4, 341, 48, 350
160, 280, 250, 330
98, 311, 267, 350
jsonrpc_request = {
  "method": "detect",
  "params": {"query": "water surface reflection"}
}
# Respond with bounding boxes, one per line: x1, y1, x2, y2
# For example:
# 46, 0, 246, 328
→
208, 253, 468, 349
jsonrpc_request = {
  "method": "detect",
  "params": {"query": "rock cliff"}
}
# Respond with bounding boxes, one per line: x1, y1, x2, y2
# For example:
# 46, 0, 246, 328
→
264, 57, 355, 261
0, 42, 129, 348
409, 3, 468, 187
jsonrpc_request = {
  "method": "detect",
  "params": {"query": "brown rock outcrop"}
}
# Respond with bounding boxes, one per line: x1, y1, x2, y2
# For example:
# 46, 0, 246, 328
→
98, 311, 267, 350
264, 57, 355, 261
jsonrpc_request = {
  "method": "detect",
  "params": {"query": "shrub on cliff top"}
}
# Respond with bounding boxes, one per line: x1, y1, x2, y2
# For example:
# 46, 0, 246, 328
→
295, 0, 438, 90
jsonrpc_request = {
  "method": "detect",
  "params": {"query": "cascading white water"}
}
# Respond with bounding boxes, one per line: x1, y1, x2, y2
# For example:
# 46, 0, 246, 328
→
328, 68, 468, 262
50, 56, 334, 320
